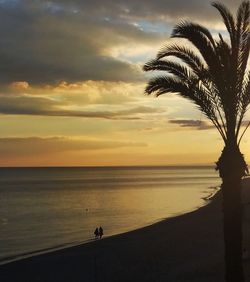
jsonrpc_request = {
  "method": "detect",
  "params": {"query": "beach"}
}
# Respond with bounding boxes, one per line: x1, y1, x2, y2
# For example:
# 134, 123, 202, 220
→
2, 179, 250, 281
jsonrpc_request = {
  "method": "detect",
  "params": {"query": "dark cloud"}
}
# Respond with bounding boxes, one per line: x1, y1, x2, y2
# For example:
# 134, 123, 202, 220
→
0, 0, 157, 85
0, 136, 147, 157
242, 120, 250, 126
170, 119, 250, 131
169, 119, 213, 130
47, 0, 240, 22
0, 0, 240, 85
0, 94, 164, 119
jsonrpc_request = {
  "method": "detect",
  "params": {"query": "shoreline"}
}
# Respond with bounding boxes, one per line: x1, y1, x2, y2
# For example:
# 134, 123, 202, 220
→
0, 186, 219, 267
1, 186, 226, 282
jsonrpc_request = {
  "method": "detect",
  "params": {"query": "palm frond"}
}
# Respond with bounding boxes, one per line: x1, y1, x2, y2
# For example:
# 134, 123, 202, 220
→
156, 44, 205, 75
236, 1, 250, 97
145, 75, 226, 140
236, 71, 250, 141
172, 22, 216, 47
236, 1, 250, 39
171, 22, 216, 63
145, 76, 206, 110
171, 21, 223, 89
145, 76, 187, 97
144, 59, 191, 81
237, 34, 250, 95
212, 2, 236, 47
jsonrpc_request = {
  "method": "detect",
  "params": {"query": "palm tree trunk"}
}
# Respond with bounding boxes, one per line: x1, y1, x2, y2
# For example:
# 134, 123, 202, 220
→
217, 146, 247, 282
221, 176, 244, 282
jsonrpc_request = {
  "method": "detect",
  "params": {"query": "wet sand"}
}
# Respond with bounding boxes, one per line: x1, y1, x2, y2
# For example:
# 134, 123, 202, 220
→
2, 179, 250, 282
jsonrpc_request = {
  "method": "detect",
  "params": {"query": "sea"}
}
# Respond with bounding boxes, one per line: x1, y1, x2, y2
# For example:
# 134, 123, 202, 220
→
0, 166, 220, 264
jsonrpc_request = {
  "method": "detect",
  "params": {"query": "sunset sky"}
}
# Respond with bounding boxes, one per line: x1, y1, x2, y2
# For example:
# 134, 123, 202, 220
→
1, 0, 249, 166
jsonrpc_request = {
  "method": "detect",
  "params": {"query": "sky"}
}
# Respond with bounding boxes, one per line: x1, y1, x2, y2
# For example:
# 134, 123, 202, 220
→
0, 0, 249, 166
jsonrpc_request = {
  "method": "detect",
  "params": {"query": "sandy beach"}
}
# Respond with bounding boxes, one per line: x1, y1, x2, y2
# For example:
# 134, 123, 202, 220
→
2, 179, 250, 282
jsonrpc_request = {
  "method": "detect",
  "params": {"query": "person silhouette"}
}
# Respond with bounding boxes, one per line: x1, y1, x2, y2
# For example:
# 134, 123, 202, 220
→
94, 227, 99, 239
99, 226, 103, 239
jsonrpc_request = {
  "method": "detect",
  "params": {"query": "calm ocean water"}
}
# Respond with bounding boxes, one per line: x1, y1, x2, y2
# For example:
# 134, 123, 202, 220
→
0, 166, 220, 263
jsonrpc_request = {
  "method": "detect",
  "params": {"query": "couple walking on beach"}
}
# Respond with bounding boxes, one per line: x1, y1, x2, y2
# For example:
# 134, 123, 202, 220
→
94, 226, 103, 239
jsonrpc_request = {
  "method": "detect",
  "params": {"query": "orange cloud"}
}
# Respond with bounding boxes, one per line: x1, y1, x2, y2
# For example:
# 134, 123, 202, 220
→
10, 81, 30, 90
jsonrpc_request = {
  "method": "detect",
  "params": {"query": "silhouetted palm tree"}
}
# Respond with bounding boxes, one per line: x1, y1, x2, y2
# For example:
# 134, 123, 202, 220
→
143, 2, 250, 281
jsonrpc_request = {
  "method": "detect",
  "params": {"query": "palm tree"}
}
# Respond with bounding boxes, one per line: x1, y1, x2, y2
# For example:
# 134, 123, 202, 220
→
143, 1, 250, 281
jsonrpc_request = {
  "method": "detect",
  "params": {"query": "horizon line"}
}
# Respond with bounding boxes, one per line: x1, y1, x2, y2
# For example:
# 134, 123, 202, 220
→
0, 164, 215, 169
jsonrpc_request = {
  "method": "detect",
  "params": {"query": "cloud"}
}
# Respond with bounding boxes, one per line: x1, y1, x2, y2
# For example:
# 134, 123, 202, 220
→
0, 93, 164, 119
0, 137, 147, 157
49, 80, 142, 105
0, 0, 239, 85
242, 120, 250, 126
6, 80, 142, 106
46, 0, 239, 24
10, 81, 30, 90
0, 0, 154, 85
169, 119, 213, 130
169, 119, 250, 131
